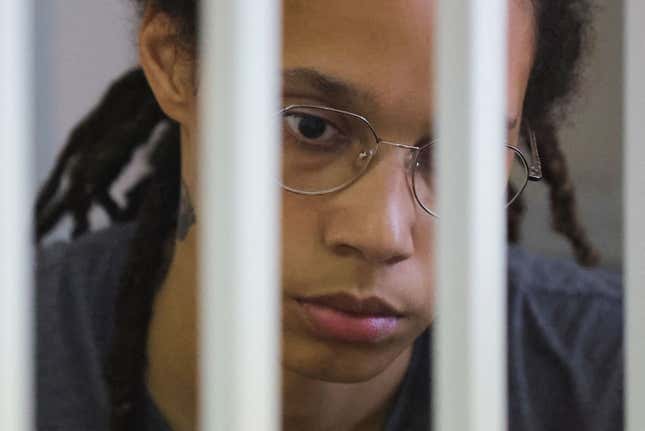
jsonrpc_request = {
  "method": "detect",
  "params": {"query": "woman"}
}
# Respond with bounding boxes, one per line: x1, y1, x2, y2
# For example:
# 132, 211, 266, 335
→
35, 1, 623, 430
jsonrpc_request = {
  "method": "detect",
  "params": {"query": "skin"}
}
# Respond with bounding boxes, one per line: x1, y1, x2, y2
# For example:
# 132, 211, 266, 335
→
139, 1, 535, 430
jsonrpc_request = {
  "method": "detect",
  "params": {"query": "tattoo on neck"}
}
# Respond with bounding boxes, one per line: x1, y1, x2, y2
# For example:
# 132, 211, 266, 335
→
177, 180, 197, 241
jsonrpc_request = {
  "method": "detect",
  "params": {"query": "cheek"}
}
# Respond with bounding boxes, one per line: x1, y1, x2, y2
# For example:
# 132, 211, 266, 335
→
411, 220, 437, 323
280, 193, 323, 280
507, 2, 536, 118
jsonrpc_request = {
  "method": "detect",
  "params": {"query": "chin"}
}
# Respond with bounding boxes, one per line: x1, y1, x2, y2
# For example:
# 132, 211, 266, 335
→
281, 330, 414, 383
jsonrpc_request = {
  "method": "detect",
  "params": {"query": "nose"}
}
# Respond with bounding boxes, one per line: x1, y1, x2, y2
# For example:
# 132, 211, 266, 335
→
321, 151, 417, 264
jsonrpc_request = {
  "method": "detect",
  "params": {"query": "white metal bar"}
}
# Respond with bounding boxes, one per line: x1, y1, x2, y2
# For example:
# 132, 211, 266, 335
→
434, 0, 508, 430
0, 0, 34, 430
625, 0, 645, 429
198, 1, 282, 430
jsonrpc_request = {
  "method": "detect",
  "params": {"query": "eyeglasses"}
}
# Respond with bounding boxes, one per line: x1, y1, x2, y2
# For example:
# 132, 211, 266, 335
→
280, 104, 543, 217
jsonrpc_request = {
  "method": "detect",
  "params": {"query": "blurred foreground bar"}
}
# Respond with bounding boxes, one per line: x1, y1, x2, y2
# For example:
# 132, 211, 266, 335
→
198, 0, 282, 430
0, 0, 34, 430
625, 0, 645, 430
435, 1, 509, 430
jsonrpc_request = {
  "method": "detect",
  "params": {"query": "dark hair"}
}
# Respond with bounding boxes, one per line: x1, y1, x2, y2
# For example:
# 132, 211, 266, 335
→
34, 1, 599, 429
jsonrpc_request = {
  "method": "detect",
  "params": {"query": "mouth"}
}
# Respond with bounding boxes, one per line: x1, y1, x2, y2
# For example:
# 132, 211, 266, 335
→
293, 292, 405, 344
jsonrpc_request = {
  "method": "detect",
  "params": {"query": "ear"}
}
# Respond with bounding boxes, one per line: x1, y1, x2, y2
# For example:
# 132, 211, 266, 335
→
139, 9, 195, 125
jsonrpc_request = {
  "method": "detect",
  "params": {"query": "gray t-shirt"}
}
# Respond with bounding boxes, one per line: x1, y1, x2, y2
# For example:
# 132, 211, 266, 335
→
36, 223, 623, 430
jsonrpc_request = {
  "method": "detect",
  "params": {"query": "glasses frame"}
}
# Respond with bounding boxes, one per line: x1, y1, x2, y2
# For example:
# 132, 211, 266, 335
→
280, 104, 543, 217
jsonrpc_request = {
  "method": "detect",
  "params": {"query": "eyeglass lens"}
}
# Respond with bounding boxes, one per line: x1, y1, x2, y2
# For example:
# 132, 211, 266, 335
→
412, 145, 529, 214
281, 106, 529, 214
282, 106, 375, 193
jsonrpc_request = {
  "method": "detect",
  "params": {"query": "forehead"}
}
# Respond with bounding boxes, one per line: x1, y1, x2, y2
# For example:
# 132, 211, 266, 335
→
282, 0, 535, 126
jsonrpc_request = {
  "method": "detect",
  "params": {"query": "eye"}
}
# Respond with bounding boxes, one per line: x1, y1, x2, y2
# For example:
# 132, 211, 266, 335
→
414, 144, 435, 180
284, 113, 341, 146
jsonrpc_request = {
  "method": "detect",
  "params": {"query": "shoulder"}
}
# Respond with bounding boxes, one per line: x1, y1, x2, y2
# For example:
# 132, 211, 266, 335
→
508, 245, 621, 300
507, 246, 623, 431
37, 223, 137, 281
507, 246, 622, 364
507, 246, 622, 363
36, 224, 136, 430
36, 223, 137, 353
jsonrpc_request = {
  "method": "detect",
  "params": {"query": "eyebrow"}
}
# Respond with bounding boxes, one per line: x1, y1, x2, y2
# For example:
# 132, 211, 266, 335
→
283, 67, 377, 107
283, 67, 519, 132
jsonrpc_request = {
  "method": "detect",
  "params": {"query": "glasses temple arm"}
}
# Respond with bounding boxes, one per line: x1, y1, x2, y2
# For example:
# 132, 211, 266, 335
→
527, 127, 543, 181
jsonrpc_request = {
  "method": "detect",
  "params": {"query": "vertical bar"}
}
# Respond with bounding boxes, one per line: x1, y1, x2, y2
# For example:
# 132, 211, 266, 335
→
434, 0, 508, 430
0, 0, 34, 430
625, 0, 645, 429
199, 1, 282, 430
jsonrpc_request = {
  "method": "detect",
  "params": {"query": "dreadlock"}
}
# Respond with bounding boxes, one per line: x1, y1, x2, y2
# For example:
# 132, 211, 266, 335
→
105, 123, 181, 429
35, 68, 166, 240
520, 0, 600, 266
33, 0, 600, 429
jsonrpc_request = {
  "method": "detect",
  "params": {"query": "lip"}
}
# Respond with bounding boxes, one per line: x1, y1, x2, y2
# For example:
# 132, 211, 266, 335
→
297, 292, 404, 316
293, 293, 404, 343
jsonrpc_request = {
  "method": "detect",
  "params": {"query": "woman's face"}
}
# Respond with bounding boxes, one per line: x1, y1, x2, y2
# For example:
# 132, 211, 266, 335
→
278, 0, 535, 382
143, 0, 536, 385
